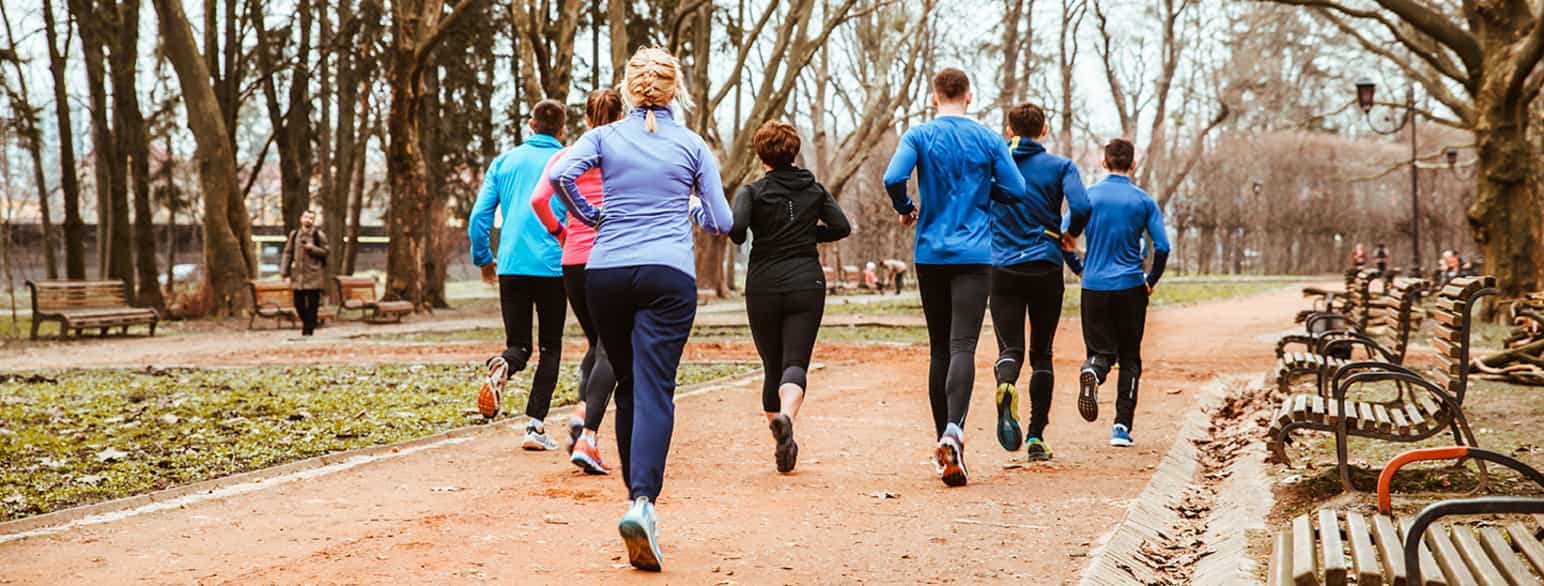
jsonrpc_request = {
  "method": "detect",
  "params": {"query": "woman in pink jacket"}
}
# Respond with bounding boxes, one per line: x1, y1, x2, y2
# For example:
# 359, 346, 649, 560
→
531, 88, 625, 476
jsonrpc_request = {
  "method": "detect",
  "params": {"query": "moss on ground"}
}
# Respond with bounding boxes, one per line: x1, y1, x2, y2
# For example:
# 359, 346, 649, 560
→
0, 362, 753, 521
828, 281, 1286, 318
369, 323, 935, 345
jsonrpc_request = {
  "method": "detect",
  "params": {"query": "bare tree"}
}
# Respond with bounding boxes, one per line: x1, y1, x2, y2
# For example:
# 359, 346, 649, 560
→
40, 0, 86, 279
0, 2, 58, 278
511, 0, 583, 106
1055, 0, 1086, 154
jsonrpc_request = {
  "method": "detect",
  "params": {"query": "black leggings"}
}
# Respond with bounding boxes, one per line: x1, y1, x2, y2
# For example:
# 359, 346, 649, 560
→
292, 289, 321, 336
916, 264, 991, 438
1080, 286, 1149, 429
498, 275, 567, 421
989, 262, 1064, 439
564, 264, 616, 432
745, 289, 826, 413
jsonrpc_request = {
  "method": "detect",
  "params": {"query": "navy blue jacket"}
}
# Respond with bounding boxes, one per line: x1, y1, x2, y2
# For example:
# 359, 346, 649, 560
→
991, 138, 1091, 267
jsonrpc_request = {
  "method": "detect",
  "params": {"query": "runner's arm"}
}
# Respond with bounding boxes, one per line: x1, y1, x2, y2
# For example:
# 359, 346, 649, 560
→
988, 139, 1028, 204
882, 131, 918, 214
1063, 163, 1092, 238
815, 186, 852, 243
729, 185, 754, 245
551, 133, 603, 227
468, 160, 501, 267
1145, 198, 1171, 288
530, 153, 567, 241
689, 141, 733, 235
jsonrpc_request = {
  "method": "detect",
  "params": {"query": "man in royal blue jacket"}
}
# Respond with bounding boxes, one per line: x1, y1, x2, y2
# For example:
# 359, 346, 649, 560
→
467, 99, 569, 451
989, 103, 1091, 462
1075, 138, 1170, 448
883, 67, 1027, 487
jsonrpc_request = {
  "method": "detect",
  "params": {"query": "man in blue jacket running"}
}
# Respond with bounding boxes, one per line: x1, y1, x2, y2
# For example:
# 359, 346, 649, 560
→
1075, 138, 1170, 448
989, 103, 1091, 462
883, 67, 1027, 487
468, 99, 569, 451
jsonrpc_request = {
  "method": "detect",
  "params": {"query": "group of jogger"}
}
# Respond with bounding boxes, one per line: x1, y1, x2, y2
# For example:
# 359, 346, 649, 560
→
466, 49, 1171, 572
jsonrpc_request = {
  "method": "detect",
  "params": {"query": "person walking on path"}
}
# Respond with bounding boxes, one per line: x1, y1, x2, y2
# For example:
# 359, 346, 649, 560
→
279, 209, 328, 337
1075, 138, 1170, 448
883, 259, 908, 294
467, 99, 569, 451
549, 47, 733, 572
1374, 242, 1390, 275
988, 103, 1091, 462
729, 120, 852, 475
530, 88, 627, 476
882, 67, 1027, 487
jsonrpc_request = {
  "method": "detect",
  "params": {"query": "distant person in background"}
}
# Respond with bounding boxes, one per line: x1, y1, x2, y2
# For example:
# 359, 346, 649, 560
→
863, 262, 879, 289
468, 99, 569, 453
883, 259, 908, 294
729, 119, 851, 474
1374, 242, 1390, 275
279, 209, 328, 337
1351, 243, 1367, 270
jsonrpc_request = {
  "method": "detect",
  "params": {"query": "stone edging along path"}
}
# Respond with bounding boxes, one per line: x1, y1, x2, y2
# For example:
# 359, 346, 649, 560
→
1078, 375, 1276, 586
0, 364, 788, 544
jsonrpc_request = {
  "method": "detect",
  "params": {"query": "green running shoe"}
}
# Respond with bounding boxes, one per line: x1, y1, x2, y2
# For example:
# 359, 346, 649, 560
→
994, 383, 1023, 451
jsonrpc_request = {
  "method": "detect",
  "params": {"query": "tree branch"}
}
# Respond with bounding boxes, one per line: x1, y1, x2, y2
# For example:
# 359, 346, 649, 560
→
1313, 8, 1474, 125
411, 0, 485, 76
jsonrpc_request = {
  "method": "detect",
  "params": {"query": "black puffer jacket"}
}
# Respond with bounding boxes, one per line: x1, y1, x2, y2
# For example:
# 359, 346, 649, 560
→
729, 167, 852, 294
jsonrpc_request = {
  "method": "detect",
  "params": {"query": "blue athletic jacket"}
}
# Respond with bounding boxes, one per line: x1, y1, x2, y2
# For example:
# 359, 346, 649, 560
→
1081, 174, 1170, 291
882, 116, 1027, 265
992, 138, 1091, 267
468, 134, 566, 277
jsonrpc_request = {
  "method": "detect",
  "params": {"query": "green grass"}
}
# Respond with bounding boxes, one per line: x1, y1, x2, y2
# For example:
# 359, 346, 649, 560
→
365, 323, 933, 345
0, 362, 754, 521
827, 281, 1286, 318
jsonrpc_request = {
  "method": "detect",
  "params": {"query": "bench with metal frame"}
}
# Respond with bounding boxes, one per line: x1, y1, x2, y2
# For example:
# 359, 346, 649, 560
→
26, 280, 158, 339
334, 276, 414, 323
1275, 277, 1427, 396
247, 279, 338, 330
1278, 268, 1381, 360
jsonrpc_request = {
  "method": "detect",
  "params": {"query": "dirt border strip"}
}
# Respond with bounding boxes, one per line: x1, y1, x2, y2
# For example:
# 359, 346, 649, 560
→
0, 364, 799, 543
1076, 375, 1254, 586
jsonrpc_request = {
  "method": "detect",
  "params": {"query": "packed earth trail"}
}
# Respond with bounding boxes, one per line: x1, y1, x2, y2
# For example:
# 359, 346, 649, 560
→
0, 285, 1309, 584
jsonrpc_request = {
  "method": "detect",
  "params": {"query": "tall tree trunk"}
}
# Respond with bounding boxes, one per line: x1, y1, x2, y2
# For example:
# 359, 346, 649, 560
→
1000, 0, 1024, 127
329, 0, 361, 278
1469, 100, 1542, 296
75, 1, 132, 289
419, 66, 448, 308
608, 0, 628, 87
41, 0, 86, 279
152, 0, 255, 314
345, 99, 373, 275
0, 2, 59, 279
110, 0, 164, 309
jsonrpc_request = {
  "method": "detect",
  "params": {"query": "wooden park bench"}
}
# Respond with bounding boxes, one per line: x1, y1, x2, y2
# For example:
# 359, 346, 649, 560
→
1267, 276, 1496, 493
247, 280, 338, 330
334, 276, 414, 323
1278, 269, 1380, 359
1267, 446, 1544, 586
1275, 278, 1427, 395
26, 280, 158, 339
1294, 268, 1364, 324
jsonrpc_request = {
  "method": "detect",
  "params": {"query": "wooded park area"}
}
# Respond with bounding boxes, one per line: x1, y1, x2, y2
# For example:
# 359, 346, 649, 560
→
0, 0, 1541, 319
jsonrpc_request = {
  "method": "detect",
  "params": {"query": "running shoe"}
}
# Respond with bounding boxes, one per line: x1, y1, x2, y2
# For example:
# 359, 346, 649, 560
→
477, 356, 510, 419
522, 421, 558, 451
1110, 424, 1134, 447
1078, 366, 1100, 422
1024, 437, 1053, 462
994, 382, 1023, 452
570, 434, 611, 475
769, 414, 798, 474
618, 496, 663, 571
934, 423, 968, 487
566, 404, 586, 455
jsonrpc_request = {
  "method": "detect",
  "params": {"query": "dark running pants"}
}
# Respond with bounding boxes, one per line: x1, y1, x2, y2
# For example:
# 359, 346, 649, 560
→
989, 262, 1064, 439
1080, 285, 1149, 430
563, 264, 617, 432
293, 289, 322, 336
745, 289, 826, 413
498, 274, 567, 421
916, 263, 991, 438
586, 265, 697, 502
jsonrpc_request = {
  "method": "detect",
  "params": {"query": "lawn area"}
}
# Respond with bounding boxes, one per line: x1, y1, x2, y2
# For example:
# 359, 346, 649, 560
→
0, 361, 754, 521
827, 280, 1288, 318
364, 323, 933, 345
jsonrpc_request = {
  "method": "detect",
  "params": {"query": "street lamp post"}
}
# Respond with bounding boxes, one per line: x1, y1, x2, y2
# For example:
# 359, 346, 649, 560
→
1356, 79, 1423, 278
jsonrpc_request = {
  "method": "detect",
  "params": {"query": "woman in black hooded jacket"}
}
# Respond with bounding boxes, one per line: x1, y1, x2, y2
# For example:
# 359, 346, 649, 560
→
730, 120, 851, 474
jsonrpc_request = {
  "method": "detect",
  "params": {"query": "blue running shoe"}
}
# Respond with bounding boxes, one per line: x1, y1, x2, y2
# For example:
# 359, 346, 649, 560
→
618, 497, 663, 571
1110, 424, 1133, 447
994, 383, 1023, 452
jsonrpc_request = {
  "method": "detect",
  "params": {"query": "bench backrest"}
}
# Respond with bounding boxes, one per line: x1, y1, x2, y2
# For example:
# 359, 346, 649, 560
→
1365, 278, 1428, 361
1429, 275, 1497, 404
249, 280, 294, 308
1343, 269, 1379, 329
335, 276, 379, 304
27, 280, 132, 312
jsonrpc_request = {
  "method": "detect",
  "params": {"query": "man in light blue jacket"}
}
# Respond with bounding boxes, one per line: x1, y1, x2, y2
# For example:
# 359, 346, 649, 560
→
468, 99, 568, 451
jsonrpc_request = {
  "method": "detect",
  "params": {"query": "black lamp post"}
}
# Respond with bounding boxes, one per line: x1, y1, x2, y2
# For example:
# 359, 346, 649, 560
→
1355, 78, 1422, 278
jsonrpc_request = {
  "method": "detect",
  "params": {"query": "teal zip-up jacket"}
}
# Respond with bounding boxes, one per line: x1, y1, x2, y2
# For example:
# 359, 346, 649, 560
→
468, 134, 566, 277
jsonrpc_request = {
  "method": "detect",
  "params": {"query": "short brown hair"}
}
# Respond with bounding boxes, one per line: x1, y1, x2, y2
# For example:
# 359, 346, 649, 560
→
932, 68, 970, 101
585, 89, 624, 127
753, 120, 801, 169
1007, 103, 1046, 138
1104, 138, 1135, 172
531, 99, 567, 137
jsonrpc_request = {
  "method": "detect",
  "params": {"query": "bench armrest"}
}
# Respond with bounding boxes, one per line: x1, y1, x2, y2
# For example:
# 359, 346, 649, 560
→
1405, 497, 1544, 585
1378, 447, 1544, 514
1320, 333, 1396, 362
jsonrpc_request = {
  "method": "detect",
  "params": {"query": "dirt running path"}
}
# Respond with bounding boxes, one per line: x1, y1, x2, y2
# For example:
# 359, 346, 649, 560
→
0, 286, 1306, 585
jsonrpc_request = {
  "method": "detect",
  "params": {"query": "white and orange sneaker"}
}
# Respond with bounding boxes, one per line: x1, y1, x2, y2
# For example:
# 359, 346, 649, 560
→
477, 356, 510, 420
934, 423, 968, 487
570, 434, 611, 475
566, 404, 587, 455
522, 421, 558, 451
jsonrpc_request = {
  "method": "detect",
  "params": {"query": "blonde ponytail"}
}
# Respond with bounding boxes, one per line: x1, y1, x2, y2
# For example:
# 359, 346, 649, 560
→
623, 47, 692, 132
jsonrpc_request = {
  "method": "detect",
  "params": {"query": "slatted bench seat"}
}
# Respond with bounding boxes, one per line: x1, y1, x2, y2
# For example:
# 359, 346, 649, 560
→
1268, 276, 1496, 492
247, 280, 338, 330
1268, 447, 1544, 586
1275, 278, 1427, 395
26, 280, 158, 339
1280, 269, 1380, 359
335, 276, 413, 323
1293, 268, 1363, 324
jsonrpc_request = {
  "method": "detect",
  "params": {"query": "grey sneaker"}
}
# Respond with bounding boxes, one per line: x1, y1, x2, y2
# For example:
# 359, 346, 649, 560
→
1078, 367, 1100, 422
618, 496, 663, 571
522, 422, 558, 451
